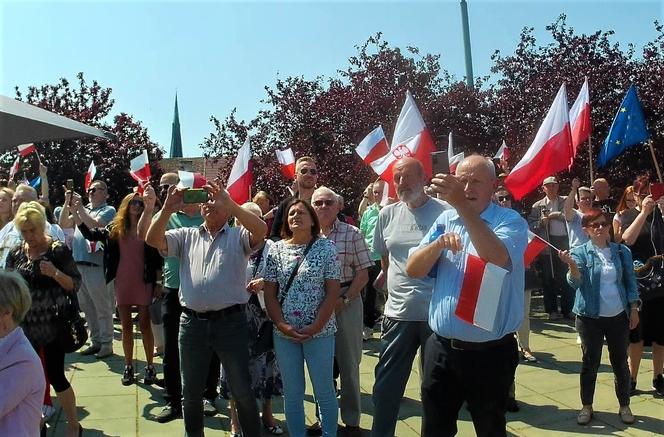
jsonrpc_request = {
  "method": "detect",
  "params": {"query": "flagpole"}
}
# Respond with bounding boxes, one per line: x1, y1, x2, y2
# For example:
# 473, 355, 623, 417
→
587, 135, 594, 183
648, 140, 663, 183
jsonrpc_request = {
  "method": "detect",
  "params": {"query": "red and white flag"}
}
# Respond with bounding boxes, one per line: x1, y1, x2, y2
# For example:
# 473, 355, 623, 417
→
275, 148, 296, 180
569, 77, 591, 168
177, 171, 207, 189
9, 156, 20, 180
356, 126, 389, 165
84, 161, 96, 192
17, 143, 36, 157
447, 132, 464, 174
227, 138, 252, 205
455, 254, 508, 331
504, 83, 573, 200
494, 140, 510, 170
129, 150, 151, 194
368, 91, 437, 198
524, 231, 548, 267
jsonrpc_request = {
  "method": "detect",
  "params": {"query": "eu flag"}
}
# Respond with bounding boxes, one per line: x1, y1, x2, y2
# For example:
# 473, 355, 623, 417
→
597, 84, 649, 168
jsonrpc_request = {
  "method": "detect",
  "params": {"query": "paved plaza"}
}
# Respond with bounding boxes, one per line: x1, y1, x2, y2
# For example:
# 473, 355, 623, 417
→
45, 295, 663, 436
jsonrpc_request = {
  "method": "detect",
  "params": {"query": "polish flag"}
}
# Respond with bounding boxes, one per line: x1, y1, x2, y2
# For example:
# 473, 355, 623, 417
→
569, 77, 591, 168
524, 231, 548, 267
494, 140, 510, 170
177, 171, 207, 189
447, 132, 464, 174
227, 138, 252, 204
369, 91, 437, 198
504, 83, 573, 200
9, 156, 20, 180
17, 143, 36, 157
356, 126, 389, 165
275, 148, 296, 180
129, 150, 151, 194
84, 161, 96, 192
455, 254, 508, 331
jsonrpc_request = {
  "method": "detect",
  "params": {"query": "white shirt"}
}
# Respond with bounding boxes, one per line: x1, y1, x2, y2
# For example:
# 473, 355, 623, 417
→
595, 246, 624, 317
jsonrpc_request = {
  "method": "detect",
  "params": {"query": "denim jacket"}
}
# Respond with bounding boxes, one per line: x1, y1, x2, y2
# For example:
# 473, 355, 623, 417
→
566, 241, 639, 319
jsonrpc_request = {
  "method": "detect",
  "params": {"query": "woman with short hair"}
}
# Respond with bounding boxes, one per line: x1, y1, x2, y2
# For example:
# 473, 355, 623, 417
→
0, 270, 46, 436
6, 201, 82, 437
559, 208, 640, 425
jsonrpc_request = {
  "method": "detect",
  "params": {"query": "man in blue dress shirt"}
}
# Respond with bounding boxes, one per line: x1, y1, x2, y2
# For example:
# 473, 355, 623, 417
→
407, 155, 528, 437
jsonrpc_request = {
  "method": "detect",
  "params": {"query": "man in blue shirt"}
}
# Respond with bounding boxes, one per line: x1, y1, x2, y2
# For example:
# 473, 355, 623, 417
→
407, 155, 528, 437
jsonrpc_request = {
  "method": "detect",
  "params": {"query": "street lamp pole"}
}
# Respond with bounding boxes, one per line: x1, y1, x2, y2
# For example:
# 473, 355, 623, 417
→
460, 0, 475, 88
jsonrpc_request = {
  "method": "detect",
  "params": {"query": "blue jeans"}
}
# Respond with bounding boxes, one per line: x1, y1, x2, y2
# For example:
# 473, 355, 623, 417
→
274, 334, 338, 437
179, 309, 260, 437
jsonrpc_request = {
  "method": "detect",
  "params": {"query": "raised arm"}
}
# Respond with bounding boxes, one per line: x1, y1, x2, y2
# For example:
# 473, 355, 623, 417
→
146, 185, 183, 252
209, 181, 267, 247
137, 185, 156, 240
564, 178, 580, 222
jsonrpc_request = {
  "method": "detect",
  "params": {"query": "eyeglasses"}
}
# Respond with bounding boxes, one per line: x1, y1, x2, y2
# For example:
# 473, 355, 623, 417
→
497, 195, 512, 202
312, 199, 335, 207
587, 222, 608, 229
87, 187, 104, 194
129, 199, 144, 208
299, 168, 318, 175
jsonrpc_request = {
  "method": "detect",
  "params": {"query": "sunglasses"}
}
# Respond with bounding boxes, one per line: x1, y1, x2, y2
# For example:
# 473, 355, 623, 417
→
497, 195, 512, 202
299, 168, 318, 175
159, 184, 171, 191
87, 187, 104, 194
587, 221, 608, 229
313, 199, 336, 207
129, 199, 144, 208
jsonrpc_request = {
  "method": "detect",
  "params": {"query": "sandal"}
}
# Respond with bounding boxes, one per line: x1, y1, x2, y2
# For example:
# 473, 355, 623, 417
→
522, 349, 538, 362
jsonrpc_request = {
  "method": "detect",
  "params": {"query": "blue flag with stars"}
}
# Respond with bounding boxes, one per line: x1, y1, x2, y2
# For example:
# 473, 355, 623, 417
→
597, 84, 649, 168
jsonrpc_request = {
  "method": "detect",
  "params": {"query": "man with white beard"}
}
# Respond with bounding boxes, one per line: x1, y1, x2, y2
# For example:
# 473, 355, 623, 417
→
370, 157, 449, 437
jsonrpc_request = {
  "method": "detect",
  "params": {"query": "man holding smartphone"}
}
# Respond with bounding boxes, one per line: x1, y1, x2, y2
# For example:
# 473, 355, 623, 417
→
146, 180, 266, 437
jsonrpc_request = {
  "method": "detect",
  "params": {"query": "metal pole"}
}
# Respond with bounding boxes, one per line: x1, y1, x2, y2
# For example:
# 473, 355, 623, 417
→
460, 0, 474, 88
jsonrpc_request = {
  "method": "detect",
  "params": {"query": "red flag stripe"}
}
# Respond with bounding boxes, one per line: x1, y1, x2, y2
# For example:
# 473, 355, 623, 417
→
454, 254, 486, 324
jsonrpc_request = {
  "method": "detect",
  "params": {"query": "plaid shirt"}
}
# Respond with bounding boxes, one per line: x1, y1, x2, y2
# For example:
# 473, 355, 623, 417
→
325, 219, 373, 283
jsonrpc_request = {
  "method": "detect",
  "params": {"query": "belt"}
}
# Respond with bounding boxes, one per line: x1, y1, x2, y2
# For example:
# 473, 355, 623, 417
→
437, 333, 515, 351
76, 261, 99, 267
182, 304, 244, 320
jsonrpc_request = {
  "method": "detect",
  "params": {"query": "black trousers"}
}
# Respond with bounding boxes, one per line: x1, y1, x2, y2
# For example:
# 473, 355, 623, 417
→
363, 261, 382, 328
161, 287, 220, 405
37, 339, 70, 393
541, 235, 573, 314
421, 334, 518, 437
576, 313, 631, 407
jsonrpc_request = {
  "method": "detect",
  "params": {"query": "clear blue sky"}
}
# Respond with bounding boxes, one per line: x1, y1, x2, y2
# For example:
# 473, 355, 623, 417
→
1, 1, 662, 157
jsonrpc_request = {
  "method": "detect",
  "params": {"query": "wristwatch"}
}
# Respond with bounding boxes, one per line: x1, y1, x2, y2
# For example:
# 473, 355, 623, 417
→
342, 295, 350, 306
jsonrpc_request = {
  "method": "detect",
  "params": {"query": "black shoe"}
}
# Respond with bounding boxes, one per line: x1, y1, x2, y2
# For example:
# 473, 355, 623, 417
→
306, 422, 322, 436
506, 397, 520, 412
155, 404, 182, 423
630, 378, 637, 396
122, 365, 135, 386
653, 374, 664, 396
154, 377, 165, 388
79, 344, 101, 356
144, 365, 157, 385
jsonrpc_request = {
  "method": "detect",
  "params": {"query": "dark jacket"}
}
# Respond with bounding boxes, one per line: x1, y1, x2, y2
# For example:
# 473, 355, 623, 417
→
269, 194, 297, 240
78, 223, 161, 285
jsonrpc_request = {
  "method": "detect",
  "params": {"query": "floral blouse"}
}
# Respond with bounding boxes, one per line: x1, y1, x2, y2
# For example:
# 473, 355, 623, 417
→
6, 240, 81, 347
263, 238, 340, 339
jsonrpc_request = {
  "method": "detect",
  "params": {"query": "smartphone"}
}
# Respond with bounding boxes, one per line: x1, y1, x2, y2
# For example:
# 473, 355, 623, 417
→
66, 179, 74, 191
430, 151, 450, 175
651, 183, 664, 201
182, 188, 208, 204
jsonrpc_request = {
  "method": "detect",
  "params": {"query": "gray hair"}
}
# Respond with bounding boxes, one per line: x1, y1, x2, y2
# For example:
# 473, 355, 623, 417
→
312, 186, 338, 201
234, 201, 263, 227
0, 270, 32, 324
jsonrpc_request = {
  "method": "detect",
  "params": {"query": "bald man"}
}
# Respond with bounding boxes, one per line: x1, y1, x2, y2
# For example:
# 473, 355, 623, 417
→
370, 157, 449, 437
407, 155, 528, 437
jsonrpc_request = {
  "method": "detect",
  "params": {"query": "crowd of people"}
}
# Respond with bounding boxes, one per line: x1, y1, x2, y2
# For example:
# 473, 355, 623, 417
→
0, 154, 663, 437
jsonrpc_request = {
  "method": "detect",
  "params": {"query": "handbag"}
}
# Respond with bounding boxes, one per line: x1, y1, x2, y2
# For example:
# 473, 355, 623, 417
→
55, 292, 88, 353
252, 238, 315, 355
633, 254, 664, 301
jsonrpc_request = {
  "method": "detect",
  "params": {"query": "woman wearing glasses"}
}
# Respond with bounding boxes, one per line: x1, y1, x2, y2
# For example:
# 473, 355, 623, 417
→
619, 174, 664, 397
74, 188, 163, 386
613, 185, 639, 243
559, 208, 640, 425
